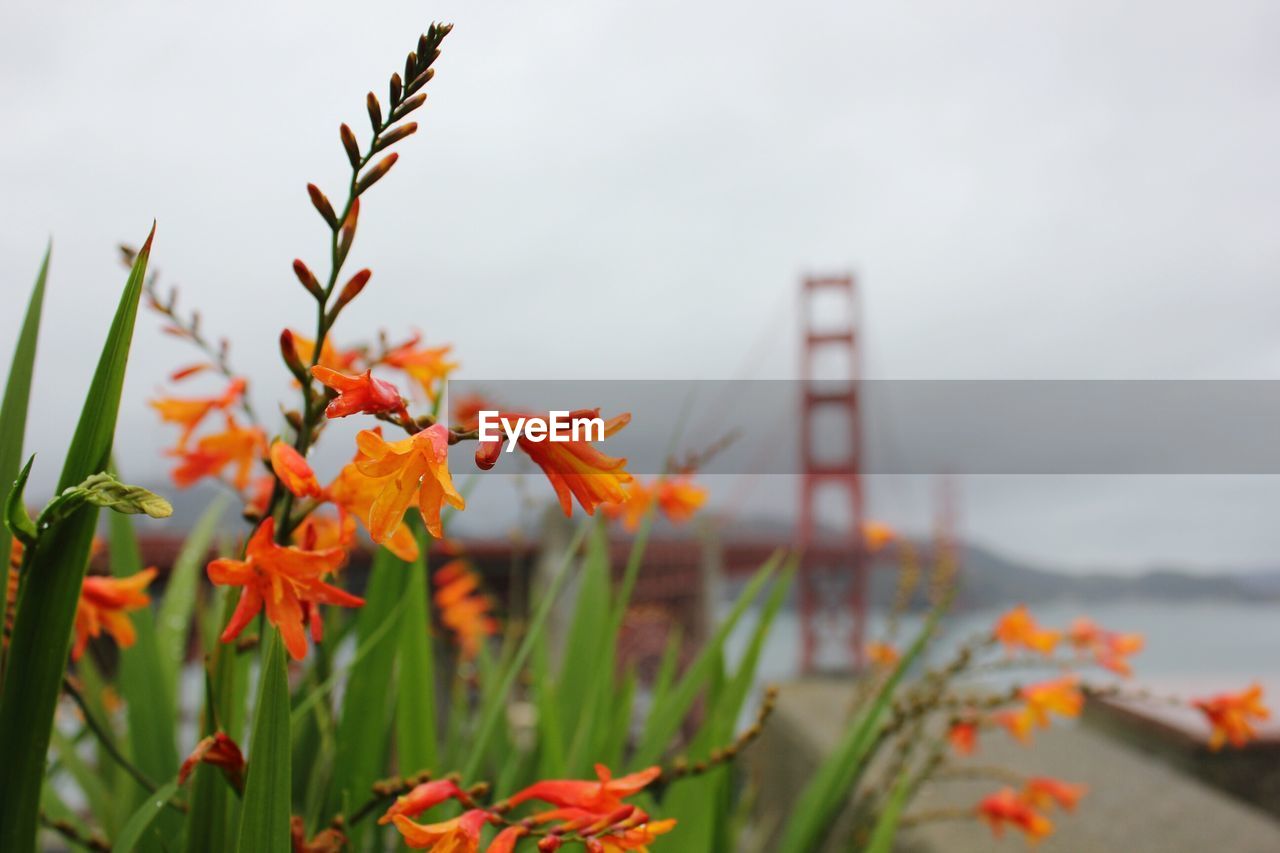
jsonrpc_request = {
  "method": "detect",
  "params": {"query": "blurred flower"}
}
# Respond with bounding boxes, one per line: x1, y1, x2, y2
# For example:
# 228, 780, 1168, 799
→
392, 808, 489, 851
207, 518, 361, 660
861, 520, 896, 552
291, 816, 346, 853
506, 409, 632, 517
379, 778, 467, 825
948, 720, 978, 756
72, 569, 156, 661
434, 559, 498, 660
1022, 777, 1087, 812
381, 333, 458, 402
593, 818, 676, 852
1193, 684, 1270, 750
351, 424, 464, 539
866, 641, 899, 668
1067, 617, 1144, 677
170, 415, 266, 491
292, 512, 356, 553
1022, 676, 1084, 725
326, 442, 419, 561
150, 377, 245, 449
485, 827, 527, 853
178, 732, 245, 792
506, 764, 661, 814
270, 441, 323, 498
606, 475, 707, 531
291, 332, 359, 373
976, 788, 1053, 842
244, 474, 275, 519
993, 605, 1060, 656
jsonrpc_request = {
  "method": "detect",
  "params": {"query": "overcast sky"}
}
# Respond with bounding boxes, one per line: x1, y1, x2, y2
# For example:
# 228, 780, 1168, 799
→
3, 0, 1280, 573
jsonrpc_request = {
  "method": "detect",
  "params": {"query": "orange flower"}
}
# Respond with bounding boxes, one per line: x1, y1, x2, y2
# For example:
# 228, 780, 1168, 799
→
170, 415, 267, 491
603, 480, 654, 531
594, 818, 676, 852
506, 764, 661, 814
378, 779, 467, 825
1020, 675, 1084, 733
207, 518, 361, 660
270, 441, 323, 498
392, 808, 489, 851
656, 476, 706, 524
72, 569, 156, 661
351, 425, 464, 539
292, 512, 356, 552
311, 365, 407, 419
434, 559, 498, 660
867, 641, 899, 668
1022, 777, 1087, 812
993, 708, 1036, 744
948, 720, 978, 756
244, 474, 275, 519
1193, 684, 1270, 750
486, 827, 528, 853
291, 816, 346, 853
291, 332, 359, 372
993, 605, 1060, 656
861, 520, 896, 552
381, 333, 458, 402
178, 732, 246, 792
327, 434, 419, 561
503, 409, 632, 516
150, 377, 245, 449
976, 787, 1053, 842
1067, 617, 1143, 677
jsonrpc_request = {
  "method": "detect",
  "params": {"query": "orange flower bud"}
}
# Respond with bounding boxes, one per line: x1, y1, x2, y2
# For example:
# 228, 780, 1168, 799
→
306, 183, 338, 229
475, 439, 502, 471
393, 93, 426, 120
339, 122, 361, 169
366, 91, 382, 132
333, 269, 371, 312
293, 259, 323, 300
374, 122, 418, 153
270, 441, 323, 499
356, 153, 398, 196
389, 72, 403, 106
280, 329, 306, 379
337, 198, 359, 266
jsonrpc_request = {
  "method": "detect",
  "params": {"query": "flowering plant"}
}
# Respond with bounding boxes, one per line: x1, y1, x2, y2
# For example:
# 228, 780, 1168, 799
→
0, 20, 1267, 853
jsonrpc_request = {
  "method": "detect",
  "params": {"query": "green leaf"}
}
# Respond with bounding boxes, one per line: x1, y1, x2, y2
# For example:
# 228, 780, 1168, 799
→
4, 454, 37, 545
777, 606, 944, 853
462, 522, 588, 782
325, 546, 410, 849
236, 632, 292, 852
865, 769, 913, 853
632, 552, 782, 768
111, 780, 181, 853
395, 532, 438, 776
0, 247, 48, 639
157, 496, 227, 704
0, 228, 152, 853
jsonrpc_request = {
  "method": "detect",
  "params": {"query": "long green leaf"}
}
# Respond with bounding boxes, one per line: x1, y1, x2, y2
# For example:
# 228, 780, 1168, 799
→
0, 245, 48, 651
157, 495, 227, 698
865, 769, 913, 853
632, 552, 781, 767
777, 607, 944, 853
235, 632, 292, 852
326, 546, 410, 849
462, 522, 588, 781
395, 532, 438, 776
0, 228, 153, 853
111, 780, 181, 853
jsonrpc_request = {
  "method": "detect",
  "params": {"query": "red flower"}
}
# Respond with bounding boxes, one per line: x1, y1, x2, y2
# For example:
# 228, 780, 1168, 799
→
506, 764, 661, 815
948, 720, 978, 756
207, 518, 362, 660
392, 808, 490, 851
976, 787, 1053, 842
992, 605, 1060, 656
1022, 777, 1087, 812
1067, 617, 1143, 677
178, 732, 246, 792
170, 415, 267, 491
150, 377, 246, 449
378, 779, 467, 825
499, 409, 633, 516
380, 333, 458, 402
311, 365, 406, 419
270, 441, 324, 498
486, 827, 527, 853
291, 816, 346, 853
1193, 684, 1270, 750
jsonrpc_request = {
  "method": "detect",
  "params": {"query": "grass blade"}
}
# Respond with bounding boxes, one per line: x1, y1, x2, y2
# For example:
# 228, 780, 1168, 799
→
235, 632, 292, 852
111, 780, 181, 853
0, 227, 153, 853
0, 245, 49, 656
395, 531, 438, 775
865, 769, 912, 853
156, 495, 227, 700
